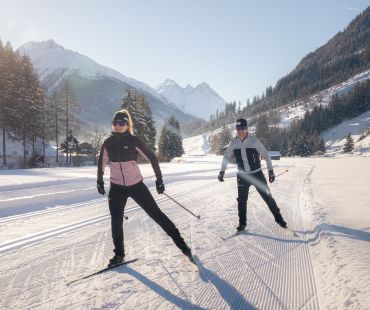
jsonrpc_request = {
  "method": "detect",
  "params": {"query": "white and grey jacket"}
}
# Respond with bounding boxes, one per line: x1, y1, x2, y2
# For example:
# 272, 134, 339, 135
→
220, 134, 273, 173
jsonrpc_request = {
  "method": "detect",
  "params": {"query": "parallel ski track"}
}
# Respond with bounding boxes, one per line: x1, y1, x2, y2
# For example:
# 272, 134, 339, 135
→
0, 181, 217, 256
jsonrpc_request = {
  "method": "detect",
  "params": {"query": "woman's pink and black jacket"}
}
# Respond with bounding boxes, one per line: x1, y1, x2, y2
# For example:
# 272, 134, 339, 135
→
97, 132, 162, 186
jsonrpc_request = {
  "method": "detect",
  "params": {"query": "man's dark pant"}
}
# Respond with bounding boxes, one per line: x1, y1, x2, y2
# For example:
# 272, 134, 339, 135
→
237, 170, 283, 226
108, 182, 186, 257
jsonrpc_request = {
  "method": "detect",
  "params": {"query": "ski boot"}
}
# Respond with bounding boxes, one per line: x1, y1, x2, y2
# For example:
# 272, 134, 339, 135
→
108, 255, 124, 267
236, 224, 246, 232
276, 219, 288, 228
180, 243, 197, 266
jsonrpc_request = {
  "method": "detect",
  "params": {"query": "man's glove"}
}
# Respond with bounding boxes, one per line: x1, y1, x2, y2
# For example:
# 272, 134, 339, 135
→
268, 170, 275, 183
97, 180, 105, 195
218, 171, 225, 182
156, 179, 165, 194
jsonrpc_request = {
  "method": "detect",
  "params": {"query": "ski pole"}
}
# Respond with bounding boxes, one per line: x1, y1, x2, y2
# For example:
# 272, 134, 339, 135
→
275, 169, 289, 178
163, 192, 201, 220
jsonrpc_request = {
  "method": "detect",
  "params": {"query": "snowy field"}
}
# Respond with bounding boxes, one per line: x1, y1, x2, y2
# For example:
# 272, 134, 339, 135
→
1, 154, 369, 309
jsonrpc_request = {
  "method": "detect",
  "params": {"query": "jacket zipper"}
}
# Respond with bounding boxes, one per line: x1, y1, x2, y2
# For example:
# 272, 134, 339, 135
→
119, 162, 125, 186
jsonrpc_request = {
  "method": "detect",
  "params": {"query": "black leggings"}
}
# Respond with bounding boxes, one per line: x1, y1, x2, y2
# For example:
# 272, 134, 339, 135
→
237, 171, 284, 226
108, 182, 186, 257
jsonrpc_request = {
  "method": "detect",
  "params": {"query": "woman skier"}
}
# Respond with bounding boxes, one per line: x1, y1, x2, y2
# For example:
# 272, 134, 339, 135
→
97, 109, 193, 266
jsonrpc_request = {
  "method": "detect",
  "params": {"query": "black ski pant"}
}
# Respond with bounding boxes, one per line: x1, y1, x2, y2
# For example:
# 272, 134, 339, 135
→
108, 182, 187, 257
237, 170, 284, 226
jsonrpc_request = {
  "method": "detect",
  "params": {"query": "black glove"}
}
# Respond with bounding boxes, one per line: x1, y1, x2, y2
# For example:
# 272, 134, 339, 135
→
268, 170, 275, 183
218, 171, 225, 182
97, 180, 105, 195
156, 179, 165, 194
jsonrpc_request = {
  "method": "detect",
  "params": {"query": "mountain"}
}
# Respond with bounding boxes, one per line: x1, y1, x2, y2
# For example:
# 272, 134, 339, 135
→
242, 6, 370, 118
18, 40, 197, 133
180, 69, 370, 158
156, 79, 226, 120
190, 7, 370, 138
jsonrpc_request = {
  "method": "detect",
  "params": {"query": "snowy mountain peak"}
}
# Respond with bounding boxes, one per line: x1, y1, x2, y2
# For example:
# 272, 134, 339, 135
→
164, 79, 179, 87
18, 39, 110, 81
18, 39, 179, 108
20, 39, 64, 51
155, 79, 226, 120
156, 79, 181, 91
185, 84, 194, 91
196, 82, 210, 89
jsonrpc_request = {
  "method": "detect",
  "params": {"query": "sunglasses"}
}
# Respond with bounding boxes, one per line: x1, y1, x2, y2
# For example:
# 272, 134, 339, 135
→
236, 126, 247, 131
112, 120, 128, 126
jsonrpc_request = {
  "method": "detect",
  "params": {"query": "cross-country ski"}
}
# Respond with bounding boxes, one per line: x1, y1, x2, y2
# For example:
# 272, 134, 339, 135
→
66, 258, 139, 286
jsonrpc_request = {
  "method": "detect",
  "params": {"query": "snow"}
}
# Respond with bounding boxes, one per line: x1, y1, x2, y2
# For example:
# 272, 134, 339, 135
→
1, 136, 370, 309
321, 110, 370, 156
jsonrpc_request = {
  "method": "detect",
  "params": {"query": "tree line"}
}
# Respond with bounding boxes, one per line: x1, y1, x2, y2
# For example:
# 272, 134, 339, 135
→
0, 40, 79, 168
208, 79, 369, 157
182, 101, 245, 137
0, 40, 184, 169
0, 40, 44, 167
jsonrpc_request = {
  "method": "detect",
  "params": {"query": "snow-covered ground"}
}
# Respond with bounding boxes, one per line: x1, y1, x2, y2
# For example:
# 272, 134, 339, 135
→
278, 70, 370, 129
322, 110, 370, 156
1, 149, 369, 309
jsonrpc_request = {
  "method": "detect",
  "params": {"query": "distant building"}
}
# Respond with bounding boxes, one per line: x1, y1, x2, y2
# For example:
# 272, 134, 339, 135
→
79, 142, 94, 155
268, 151, 281, 160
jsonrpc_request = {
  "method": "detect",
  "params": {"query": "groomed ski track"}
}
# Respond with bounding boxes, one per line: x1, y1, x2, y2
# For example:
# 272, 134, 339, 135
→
0, 160, 320, 309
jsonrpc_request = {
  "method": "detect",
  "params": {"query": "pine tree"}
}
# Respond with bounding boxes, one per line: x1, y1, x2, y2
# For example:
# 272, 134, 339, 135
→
157, 126, 169, 161
137, 94, 156, 151
215, 125, 232, 155
121, 89, 140, 131
57, 80, 79, 165
14, 55, 44, 167
343, 133, 354, 153
121, 90, 156, 151
0, 40, 6, 166
51, 93, 64, 163
318, 138, 326, 153
255, 114, 270, 147
0, 41, 18, 166
158, 116, 184, 161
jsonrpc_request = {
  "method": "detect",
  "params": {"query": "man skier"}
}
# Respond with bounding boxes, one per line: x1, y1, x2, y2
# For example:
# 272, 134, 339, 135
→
218, 118, 287, 232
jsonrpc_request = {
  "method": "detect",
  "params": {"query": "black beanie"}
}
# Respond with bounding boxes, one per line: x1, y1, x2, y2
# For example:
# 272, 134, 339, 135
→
113, 111, 129, 122
236, 118, 248, 128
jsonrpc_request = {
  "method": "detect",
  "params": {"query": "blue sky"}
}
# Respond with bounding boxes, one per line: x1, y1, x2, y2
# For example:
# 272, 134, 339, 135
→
0, 0, 369, 103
